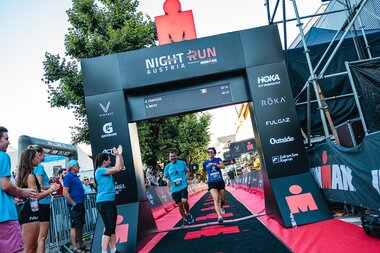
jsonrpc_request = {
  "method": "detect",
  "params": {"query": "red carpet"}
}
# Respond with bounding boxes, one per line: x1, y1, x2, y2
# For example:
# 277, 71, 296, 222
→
228, 187, 380, 253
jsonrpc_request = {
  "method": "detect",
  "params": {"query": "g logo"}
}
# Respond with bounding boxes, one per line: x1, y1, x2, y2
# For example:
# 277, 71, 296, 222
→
103, 122, 113, 134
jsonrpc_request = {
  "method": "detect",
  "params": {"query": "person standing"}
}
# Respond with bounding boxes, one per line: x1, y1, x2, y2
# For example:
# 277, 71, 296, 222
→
29, 144, 59, 253
94, 145, 124, 253
0, 127, 37, 253
164, 151, 194, 226
16, 148, 59, 253
202, 147, 226, 223
53, 168, 66, 196
82, 177, 93, 194
63, 160, 87, 253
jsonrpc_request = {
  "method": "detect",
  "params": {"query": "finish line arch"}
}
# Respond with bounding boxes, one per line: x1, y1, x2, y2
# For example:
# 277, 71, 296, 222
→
82, 25, 331, 252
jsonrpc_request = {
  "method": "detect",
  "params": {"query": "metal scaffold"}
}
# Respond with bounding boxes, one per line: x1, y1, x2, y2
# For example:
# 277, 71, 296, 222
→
264, 0, 380, 147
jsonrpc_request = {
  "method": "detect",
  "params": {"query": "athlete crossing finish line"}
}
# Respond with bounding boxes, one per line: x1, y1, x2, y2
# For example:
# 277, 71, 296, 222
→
164, 151, 194, 227
202, 147, 226, 223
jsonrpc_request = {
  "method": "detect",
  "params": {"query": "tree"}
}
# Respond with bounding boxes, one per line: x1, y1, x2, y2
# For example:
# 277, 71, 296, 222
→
42, 0, 157, 144
137, 113, 212, 170
42, 0, 213, 168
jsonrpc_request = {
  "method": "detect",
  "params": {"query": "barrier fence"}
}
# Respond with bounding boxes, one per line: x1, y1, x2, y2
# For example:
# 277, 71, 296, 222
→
48, 193, 97, 252
47, 184, 207, 252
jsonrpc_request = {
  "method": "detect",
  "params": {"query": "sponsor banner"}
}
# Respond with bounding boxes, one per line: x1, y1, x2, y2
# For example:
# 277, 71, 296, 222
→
308, 131, 380, 211
229, 138, 256, 158
119, 32, 245, 88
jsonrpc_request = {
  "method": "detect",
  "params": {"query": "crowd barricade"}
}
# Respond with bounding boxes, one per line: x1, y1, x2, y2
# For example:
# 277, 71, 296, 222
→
48, 193, 97, 252
146, 183, 207, 220
234, 170, 264, 197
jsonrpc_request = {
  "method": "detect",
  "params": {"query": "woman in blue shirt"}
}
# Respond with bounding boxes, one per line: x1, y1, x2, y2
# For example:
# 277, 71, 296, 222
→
94, 145, 124, 253
202, 147, 226, 223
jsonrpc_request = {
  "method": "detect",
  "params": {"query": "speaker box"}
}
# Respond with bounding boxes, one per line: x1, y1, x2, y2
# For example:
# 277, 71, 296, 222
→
336, 118, 365, 147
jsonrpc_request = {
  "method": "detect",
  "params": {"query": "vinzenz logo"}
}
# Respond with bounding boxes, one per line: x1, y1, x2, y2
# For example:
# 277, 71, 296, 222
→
145, 47, 218, 75
99, 101, 113, 117
310, 151, 356, 192
101, 122, 117, 138
257, 74, 281, 88
261, 96, 286, 107
269, 136, 294, 145
265, 117, 290, 126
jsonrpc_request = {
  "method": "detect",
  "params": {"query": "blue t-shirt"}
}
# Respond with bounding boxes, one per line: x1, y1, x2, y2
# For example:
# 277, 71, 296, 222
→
0, 151, 18, 222
164, 160, 188, 193
203, 157, 224, 183
34, 164, 51, 204
95, 167, 115, 203
63, 172, 85, 204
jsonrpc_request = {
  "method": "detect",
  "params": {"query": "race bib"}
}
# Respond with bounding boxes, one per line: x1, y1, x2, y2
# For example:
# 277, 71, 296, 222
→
173, 178, 183, 187
210, 171, 221, 181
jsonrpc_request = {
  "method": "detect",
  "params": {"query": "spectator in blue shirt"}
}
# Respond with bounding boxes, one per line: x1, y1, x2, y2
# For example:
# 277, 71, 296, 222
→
63, 159, 87, 253
0, 126, 37, 253
94, 145, 124, 253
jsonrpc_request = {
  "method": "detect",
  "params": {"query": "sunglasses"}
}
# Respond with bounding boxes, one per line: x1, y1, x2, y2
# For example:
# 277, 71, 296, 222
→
207, 151, 214, 154
84, 178, 89, 181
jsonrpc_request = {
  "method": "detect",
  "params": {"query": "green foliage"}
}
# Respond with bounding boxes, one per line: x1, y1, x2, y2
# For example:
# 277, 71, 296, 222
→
42, 0, 157, 144
137, 113, 212, 170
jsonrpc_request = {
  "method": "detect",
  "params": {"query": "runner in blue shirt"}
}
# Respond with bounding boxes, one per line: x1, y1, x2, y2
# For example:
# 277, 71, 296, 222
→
94, 145, 124, 253
202, 147, 226, 223
164, 151, 194, 227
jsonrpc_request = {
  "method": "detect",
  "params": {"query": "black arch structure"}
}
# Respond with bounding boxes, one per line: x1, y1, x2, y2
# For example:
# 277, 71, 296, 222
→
18, 135, 77, 159
82, 25, 331, 252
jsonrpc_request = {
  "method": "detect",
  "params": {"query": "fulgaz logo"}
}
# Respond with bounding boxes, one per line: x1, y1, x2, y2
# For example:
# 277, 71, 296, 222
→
265, 117, 290, 126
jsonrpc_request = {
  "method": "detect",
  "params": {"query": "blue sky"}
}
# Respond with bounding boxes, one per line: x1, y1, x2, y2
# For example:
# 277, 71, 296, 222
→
0, 0, 322, 154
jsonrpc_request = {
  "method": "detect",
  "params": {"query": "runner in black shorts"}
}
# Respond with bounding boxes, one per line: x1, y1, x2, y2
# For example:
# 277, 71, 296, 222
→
203, 147, 226, 223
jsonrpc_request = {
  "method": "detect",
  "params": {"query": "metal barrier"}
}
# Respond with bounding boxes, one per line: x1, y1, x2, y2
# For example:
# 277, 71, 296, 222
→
48, 193, 97, 252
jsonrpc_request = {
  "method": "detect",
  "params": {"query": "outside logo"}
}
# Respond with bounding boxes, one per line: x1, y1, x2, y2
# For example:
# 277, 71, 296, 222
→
265, 117, 290, 126
101, 122, 117, 138
99, 101, 113, 117
257, 74, 281, 88
261, 96, 286, 107
269, 136, 294, 145
272, 153, 299, 164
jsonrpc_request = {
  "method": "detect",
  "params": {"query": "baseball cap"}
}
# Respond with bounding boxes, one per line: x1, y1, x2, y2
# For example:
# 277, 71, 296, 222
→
66, 159, 79, 171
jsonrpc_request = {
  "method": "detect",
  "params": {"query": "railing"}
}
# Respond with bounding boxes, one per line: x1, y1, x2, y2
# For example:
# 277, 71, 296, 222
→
48, 193, 97, 252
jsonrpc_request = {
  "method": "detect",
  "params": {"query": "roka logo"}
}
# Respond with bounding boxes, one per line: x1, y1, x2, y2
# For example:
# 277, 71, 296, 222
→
261, 97, 286, 107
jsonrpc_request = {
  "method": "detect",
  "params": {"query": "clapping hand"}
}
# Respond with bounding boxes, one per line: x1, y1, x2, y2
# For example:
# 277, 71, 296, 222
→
112, 145, 123, 156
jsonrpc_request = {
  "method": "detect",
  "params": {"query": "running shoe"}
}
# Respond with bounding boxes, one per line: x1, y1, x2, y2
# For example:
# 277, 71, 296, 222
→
218, 216, 224, 223
181, 218, 189, 227
186, 213, 194, 224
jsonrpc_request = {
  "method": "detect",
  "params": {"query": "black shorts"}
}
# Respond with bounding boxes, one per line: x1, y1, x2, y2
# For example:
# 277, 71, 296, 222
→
68, 203, 85, 228
171, 187, 188, 204
38, 204, 51, 222
17, 201, 39, 225
208, 180, 225, 191
96, 201, 117, 236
